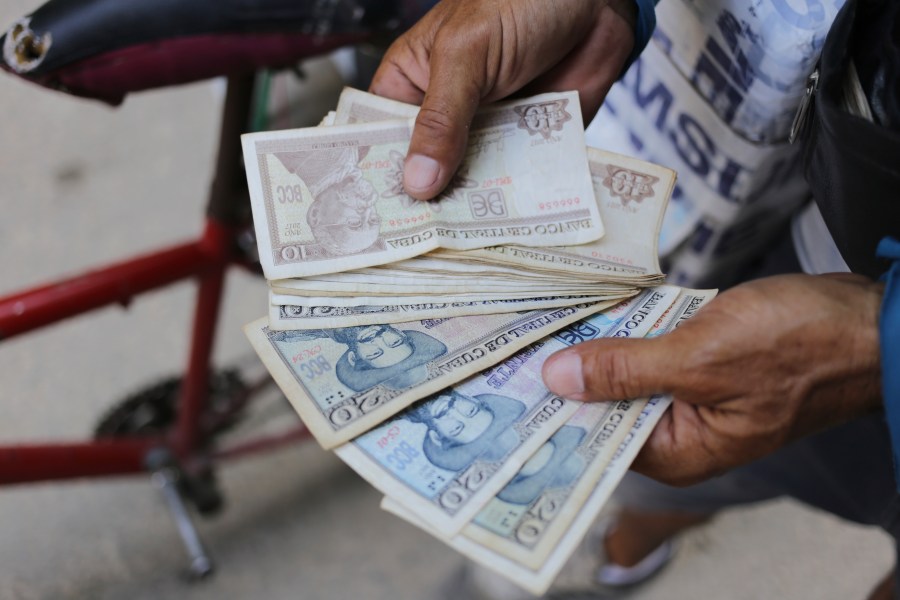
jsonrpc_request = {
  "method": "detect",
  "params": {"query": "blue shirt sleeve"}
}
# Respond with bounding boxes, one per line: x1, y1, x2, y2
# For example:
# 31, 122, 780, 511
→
622, 0, 659, 77
877, 237, 900, 491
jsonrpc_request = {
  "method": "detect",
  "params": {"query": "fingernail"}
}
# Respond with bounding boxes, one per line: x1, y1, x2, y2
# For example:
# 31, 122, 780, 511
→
404, 154, 440, 192
544, 353, 585, 398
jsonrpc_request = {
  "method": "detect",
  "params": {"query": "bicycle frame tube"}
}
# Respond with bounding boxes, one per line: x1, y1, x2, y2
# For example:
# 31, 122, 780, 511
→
0, 74, 308, 486
0, 235, 221, 341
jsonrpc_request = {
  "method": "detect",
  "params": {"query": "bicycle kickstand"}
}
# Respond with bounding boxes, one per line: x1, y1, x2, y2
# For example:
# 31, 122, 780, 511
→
146, 449, 215, 579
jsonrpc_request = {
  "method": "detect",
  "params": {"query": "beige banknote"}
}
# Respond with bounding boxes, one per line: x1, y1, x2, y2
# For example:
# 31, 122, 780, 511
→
333, 88, 673, 284
332, 86, 419, 124
242, 90, 601, 279
268, 294, 626, 331
270, 269, 598, 293
244, 300, 619, 449
269, 288, 633, 307
268, 274, 625, 298
336, 286, 682, 536
365, 256, 601, 281
445, 147, 674, 283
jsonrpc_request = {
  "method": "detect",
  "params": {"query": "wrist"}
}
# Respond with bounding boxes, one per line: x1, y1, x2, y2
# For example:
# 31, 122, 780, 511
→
798, 275, 884, 435
836, 274, 884, 414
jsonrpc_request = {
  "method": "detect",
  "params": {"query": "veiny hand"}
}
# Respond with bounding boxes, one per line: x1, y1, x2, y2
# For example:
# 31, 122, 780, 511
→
370, 0, 637, 200
542, 274, 885, 486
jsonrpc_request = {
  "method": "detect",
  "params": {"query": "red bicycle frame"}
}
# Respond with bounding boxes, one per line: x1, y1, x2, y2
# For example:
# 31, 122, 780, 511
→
0, 73, 310, 487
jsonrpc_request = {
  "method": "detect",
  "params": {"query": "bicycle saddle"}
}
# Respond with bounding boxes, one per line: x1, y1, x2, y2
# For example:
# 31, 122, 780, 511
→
0, 0, 416, 105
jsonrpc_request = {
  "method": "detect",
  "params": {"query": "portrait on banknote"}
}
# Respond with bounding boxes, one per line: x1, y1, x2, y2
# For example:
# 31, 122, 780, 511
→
274, 146, 384, 256
404, 390, 526, 471
273, 324, 449, 392
495, 425, 587, 505
331, 325, 447, 391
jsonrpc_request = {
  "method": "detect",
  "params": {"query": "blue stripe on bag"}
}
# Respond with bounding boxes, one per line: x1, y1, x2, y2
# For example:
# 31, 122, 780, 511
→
877, 237, 900, 490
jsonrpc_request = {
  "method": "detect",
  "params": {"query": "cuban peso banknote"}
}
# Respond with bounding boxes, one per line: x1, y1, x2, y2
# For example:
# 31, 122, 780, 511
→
381, 288, 717, 595
243, 300, 622, 449
451, 146, 675, 282
267, 294, 627, 331
334, 286, 682, 537
242, 90, 602, 279
333, 87, 674, 283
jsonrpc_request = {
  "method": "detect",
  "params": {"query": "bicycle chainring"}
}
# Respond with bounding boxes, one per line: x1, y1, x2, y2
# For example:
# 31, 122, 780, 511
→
93, 370, 246, 439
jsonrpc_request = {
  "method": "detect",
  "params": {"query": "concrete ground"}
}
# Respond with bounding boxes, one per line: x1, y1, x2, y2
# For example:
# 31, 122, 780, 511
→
0, 2, 893, 598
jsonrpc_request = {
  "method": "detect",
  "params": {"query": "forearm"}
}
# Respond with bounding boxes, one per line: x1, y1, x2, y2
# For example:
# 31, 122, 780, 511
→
789, 273, 884, 439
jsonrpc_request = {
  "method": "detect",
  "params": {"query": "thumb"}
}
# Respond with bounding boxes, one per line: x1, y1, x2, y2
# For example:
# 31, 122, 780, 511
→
402, 40, 485, 200
542, 336, 682, 402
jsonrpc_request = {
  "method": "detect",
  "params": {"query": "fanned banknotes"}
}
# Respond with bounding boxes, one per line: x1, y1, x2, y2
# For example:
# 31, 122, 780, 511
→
244, 300, 619, 449
239, 85, 708, 593
335, 88, 673, 285
337, 89, 673, 287
334, 286, 681, 536
264, 89, 675, 331
380, 288, 717, 594
242, 91, 602, 279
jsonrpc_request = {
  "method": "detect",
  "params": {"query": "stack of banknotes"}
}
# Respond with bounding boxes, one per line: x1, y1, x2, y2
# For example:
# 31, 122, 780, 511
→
244, 87, 674, 329
240, 88, 716, 594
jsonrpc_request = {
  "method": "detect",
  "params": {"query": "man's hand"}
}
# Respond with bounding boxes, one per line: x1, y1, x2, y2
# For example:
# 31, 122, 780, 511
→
542, 274, 885, 486
370, 0, 637, 200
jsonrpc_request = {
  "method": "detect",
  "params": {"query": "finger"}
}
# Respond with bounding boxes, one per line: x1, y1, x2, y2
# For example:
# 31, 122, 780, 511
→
370, 2, 445, 104
629, 400, 724, 487
370, 34, 431, 105
402, 30, 487, 200
542, 335, 685, 402
370, 58, 426, 105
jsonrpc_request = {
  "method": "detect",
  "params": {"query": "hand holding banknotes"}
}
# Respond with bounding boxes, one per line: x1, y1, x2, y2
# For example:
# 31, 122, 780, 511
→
370, 0, 637, 200
542, 273, 885, 486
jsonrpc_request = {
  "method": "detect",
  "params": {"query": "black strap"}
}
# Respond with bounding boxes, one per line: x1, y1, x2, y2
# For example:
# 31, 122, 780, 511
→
801, 0, 900, 279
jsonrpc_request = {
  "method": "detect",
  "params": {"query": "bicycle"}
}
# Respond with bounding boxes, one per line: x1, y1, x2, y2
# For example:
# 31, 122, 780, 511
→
0, 0, 426, 578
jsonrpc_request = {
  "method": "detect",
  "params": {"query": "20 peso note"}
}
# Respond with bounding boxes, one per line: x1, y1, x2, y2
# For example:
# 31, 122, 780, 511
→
243, 299, 622, 449
333, 286, 681, 537
381, 288, 717, 595
242, 90, 602, 279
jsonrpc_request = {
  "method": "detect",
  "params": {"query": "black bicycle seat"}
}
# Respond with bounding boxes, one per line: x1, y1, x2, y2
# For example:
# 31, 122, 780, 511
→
0, 0, 412, 105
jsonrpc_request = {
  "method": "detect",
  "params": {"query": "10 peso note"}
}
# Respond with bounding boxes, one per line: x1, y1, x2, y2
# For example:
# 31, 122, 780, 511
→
334, 87, 675, 283
242, 90, 601, 279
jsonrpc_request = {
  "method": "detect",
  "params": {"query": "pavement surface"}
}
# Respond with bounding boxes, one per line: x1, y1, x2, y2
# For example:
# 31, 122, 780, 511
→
0, 1, 893, 599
